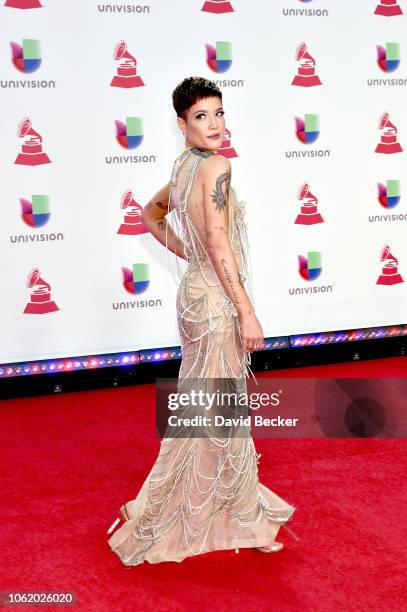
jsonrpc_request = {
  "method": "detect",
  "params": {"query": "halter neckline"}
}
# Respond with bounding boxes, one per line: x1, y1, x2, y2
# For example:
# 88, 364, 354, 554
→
187, 146, 216, 158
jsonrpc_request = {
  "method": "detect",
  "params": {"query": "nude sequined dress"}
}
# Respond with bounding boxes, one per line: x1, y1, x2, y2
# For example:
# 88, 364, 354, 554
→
107, 145, 296, 566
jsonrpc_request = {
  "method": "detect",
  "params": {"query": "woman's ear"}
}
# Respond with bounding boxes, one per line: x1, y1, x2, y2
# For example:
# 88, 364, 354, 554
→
177, 116, 186, 134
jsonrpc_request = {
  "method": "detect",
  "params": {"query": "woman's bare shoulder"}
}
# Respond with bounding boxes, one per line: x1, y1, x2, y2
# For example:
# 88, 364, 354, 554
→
198, 153, 231, 180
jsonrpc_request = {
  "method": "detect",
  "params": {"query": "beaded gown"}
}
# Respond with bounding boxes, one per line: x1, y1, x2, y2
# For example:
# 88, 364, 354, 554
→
107, 145, 296, 566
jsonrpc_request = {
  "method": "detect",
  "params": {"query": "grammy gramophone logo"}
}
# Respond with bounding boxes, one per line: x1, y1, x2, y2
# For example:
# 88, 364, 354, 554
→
23, 268, 59, 314
374, 0, 403, 16
377, 180, 400, 209
110, 40, 145, 88
295, 182, 324, 225
115, 116, 143, 149
376, 245, 404, 284
375, 112, 403, 154
10, 39, 41, 73
205, 41, 232, 73
122, 263, 150, 295
217, 127, 237, 158
4, 0, 42, 8
292, 42, 322, 87
14, 117, 51, 166
201, 0, 234, 13
298, 251, 322, 281
117, 190, 149, 236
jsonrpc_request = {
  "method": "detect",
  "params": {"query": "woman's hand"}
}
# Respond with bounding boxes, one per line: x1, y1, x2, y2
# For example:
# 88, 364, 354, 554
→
238, 311, 265, 353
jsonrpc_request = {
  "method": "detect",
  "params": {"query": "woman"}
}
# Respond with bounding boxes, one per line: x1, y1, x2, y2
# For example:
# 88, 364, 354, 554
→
107, 77, 296, 566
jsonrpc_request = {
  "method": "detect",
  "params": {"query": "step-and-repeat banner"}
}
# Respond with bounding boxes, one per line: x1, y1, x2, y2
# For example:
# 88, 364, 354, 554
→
1, 0, 407, 364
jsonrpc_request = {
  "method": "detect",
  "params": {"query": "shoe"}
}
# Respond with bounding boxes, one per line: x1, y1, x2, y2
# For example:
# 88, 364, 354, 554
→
106, 504, 128, 535
256, 541, 284, 553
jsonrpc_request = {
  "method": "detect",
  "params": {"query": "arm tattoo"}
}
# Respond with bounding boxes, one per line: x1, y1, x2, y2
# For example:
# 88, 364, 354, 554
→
144, 198, 169, 212
157, 220, 166, 232
210, 170, 231, 213
205, 225, 227, 240
220, 257, 242, 304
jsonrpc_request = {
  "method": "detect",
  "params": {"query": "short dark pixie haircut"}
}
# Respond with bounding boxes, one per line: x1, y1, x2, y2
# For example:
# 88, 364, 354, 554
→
172, 76, 222, 119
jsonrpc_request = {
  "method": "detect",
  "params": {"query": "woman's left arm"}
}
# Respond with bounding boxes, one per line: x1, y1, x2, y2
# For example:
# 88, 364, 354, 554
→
141, 181, 190, 260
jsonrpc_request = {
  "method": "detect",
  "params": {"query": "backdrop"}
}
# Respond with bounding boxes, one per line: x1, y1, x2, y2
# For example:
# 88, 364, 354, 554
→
1, 0, 407, 364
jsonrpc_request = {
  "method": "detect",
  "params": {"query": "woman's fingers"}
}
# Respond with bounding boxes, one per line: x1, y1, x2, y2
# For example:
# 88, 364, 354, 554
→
243, 336, 264, 352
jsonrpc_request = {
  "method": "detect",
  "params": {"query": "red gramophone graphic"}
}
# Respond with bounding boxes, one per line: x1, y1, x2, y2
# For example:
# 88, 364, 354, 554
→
376, 245, 404, 285
295, 182, 324, 225
292, 42, 322, 87
110, 40, 145, 88
375, 112, 403, 154
218, 128, 237, 158
23, 268, 59, 314
201, 0, 234, 13
117, 190, 149, 235
374, 0, 403, 16
4, 0, 42, 8
14, 117, 51, 166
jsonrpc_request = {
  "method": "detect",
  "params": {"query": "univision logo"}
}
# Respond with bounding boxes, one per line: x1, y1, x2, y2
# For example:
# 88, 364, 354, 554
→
377, 42, 400, 72
286, 114, 331, 158
11, 38, 41, 72
282, 0, 329, 17
122, 263, 150, 294
205, 40, 244, 87
10, 194, 65, 243
105, 116, 157, 165
295, 113, 319, 143
369, 179, 407, 222
115, 116, 143, 149
21, 194, 50, 227
377, 179, 400, 208
1, 38, 56, 89
289, 251, 334, 295
298, 251, 322, 281
96, 3, 151, 14
206, 41, 232, 73
112, 263, 162, 310
367, 42, 407, 86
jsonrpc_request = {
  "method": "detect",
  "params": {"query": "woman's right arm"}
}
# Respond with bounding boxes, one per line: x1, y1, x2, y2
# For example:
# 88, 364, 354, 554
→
141, 182, 191, 260
200, 155, 265, 352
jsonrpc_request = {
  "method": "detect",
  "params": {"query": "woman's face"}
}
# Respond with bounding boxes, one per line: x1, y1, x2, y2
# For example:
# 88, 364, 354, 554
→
179, 96, 225, 152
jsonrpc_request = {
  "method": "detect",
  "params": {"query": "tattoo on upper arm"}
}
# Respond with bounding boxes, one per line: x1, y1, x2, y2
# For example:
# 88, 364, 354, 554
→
157, 220, 166, 231
210, 170, 231, 213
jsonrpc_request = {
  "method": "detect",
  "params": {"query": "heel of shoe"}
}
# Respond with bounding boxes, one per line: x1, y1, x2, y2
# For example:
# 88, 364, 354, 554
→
107, 516, 121, 535
256, 541, 284, 553
106, 504, 128, 535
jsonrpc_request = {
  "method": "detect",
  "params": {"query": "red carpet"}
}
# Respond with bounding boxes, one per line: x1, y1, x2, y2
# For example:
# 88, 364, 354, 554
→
0, 357, 406, 611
